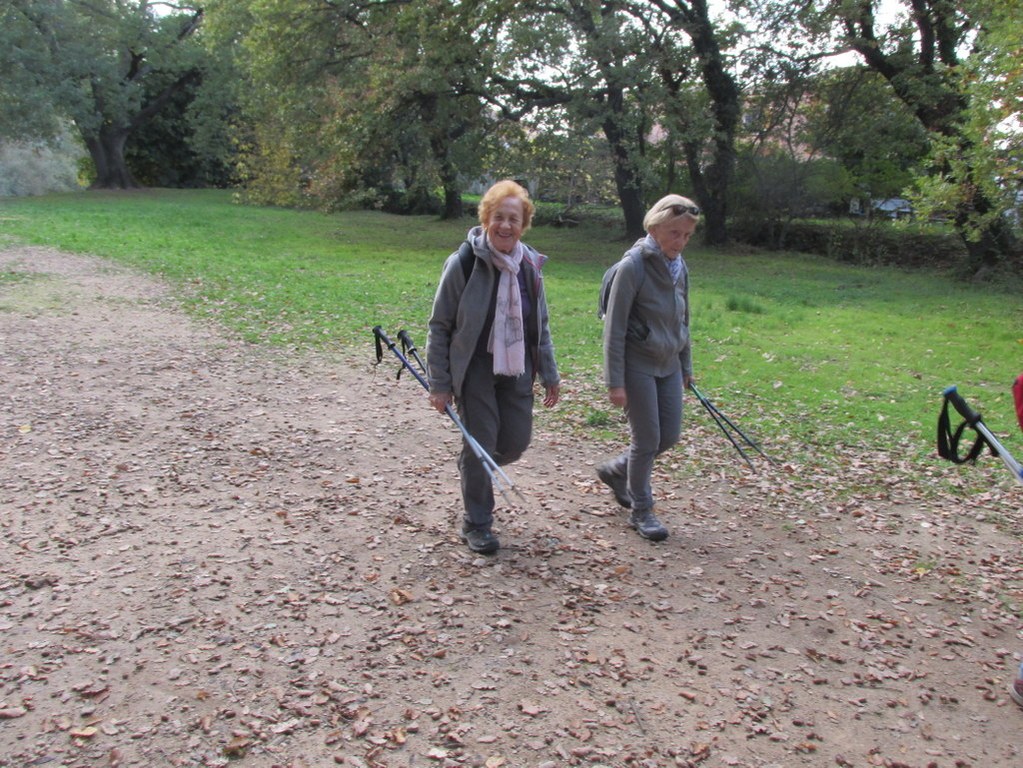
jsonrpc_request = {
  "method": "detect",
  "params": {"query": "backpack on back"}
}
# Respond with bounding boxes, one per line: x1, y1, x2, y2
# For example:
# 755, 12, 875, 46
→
597, 251, 645, 319
457, 241, 475, 281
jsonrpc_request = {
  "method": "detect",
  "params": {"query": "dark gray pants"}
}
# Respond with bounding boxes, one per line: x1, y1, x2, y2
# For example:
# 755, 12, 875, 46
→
604, 365, 683, 513
457, 353, 534, 530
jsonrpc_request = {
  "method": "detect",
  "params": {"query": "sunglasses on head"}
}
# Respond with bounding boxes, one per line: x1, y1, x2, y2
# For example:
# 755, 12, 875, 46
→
664, 203, 700, 216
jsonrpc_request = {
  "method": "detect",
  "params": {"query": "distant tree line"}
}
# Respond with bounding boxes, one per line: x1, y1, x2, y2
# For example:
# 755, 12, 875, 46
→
1, 0, 1019, 271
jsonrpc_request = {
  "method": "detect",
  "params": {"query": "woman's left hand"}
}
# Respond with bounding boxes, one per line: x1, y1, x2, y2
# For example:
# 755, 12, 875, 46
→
543, 383, 560, 408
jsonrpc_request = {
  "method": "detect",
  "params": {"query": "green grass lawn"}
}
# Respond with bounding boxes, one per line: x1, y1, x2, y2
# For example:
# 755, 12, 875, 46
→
2, 188, 1021, 473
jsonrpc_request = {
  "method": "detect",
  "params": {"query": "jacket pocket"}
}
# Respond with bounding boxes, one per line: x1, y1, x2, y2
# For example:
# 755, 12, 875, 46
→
625, 313, 649, 342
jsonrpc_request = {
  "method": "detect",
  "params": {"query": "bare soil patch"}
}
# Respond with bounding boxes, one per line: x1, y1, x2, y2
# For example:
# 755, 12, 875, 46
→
1, 246, 1022, 768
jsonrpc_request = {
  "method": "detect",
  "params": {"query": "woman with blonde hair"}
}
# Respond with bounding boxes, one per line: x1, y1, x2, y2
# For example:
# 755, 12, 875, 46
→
427, 180, 561, 554
596, 194, 700, 541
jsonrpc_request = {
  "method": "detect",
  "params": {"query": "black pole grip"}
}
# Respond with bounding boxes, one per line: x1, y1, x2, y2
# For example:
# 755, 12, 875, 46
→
372, 325, 389, 363
373, 325, 393, 349
943, 386, 982, 427
397, 329, 430, 377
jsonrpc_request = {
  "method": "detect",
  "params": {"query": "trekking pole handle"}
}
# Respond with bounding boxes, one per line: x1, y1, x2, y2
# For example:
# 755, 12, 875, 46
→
373, 325, 429, 390
397, 329, 429, 376
943, 386, 982, 427
373, 324, 393, 352
397, 328, 416, 351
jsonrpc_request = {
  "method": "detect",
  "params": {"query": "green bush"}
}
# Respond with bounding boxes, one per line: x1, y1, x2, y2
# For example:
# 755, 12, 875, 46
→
731, 218, 966, 268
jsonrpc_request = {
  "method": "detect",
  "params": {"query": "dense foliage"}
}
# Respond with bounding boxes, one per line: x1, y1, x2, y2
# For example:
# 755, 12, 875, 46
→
2, 1, 1019, 271
819, 0, 1021, 268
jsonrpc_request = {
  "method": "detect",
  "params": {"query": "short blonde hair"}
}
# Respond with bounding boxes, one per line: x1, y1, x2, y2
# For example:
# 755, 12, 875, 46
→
643, 194, 701, 232
479, 179, 535, 233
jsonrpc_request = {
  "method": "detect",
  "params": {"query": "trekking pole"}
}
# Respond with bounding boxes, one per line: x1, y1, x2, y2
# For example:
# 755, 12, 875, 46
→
372, 326, 526, 506
688, 382, 775, 470
939, 386, 1023, 486
690, 384, 754, 470
394, 328, 526, 504
397, 329, 429, 377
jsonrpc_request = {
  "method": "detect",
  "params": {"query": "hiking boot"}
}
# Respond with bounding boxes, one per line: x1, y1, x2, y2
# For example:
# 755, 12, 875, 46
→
462, 527, 499, 555
1010, 678, 1023, 708
629, 509, 668, 541
597, 463, 632, 509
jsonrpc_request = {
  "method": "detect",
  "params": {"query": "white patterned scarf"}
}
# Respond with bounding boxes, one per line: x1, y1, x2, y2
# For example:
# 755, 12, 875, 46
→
487, 241, 526, 376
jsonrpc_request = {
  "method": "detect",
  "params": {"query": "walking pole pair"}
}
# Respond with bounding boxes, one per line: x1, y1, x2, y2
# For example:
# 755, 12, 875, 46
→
372, 325, 527, 506
688, 382, 774, 471
938, 385, 1023, 486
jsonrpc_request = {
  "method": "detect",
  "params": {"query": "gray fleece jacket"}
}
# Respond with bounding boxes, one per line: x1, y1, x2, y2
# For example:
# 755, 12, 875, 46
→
603, 235, 692, 389
427, 226, 560, 398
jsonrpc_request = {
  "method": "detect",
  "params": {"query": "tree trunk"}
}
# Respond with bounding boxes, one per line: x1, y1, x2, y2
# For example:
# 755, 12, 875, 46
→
652, 2, 741, 247
618, 183, 646, 241
84, 125, 138, 189
439, 186, 461, 220
688, 16, 740, 246
438, 158, 463, 220
431, 141, 463, 220
602, 90, 646, 240
943, 140, 1019, 270
683, 133, 735, 247
422, 93, 467, 221
685, 153, 727, 245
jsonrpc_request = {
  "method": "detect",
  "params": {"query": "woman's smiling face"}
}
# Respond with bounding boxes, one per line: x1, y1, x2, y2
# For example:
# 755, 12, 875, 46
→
485, 195, 525, 254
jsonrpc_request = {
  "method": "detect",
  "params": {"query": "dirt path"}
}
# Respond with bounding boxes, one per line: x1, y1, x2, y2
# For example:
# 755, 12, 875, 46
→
1, 246, 1022, 768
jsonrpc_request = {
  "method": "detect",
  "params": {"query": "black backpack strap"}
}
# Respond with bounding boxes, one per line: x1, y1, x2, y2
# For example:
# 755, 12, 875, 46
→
937, 395, 993, 464
458, 241, 475, 282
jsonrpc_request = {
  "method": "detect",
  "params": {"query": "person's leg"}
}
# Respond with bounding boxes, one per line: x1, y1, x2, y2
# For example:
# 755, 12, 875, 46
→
624, 367, 660, 512
596, 360, 631, 507
623, 367, 682, 541
492, 356, 534, 467
654, 367, 683, 456
457, 355, 499, 533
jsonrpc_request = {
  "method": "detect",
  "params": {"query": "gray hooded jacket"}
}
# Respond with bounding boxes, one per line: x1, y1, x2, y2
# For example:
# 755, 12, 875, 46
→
603, 235, 692, 389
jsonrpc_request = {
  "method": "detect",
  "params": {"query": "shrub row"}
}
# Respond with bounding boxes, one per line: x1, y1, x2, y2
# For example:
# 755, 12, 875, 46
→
730, 218, 966, 269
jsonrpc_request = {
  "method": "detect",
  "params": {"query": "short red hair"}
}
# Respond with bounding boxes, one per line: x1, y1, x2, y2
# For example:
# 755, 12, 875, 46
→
478, 179, 535, 233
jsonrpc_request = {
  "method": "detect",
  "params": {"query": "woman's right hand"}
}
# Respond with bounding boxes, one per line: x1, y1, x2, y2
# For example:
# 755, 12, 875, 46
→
608, 387, 627, 409
429, 391, 453, 413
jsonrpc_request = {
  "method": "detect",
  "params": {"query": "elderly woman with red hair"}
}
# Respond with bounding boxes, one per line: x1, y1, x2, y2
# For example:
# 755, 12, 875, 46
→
427, 180, 561, 554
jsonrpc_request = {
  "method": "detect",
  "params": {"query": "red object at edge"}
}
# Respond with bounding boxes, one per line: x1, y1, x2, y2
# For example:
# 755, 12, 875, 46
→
1014, 373, 1023, 433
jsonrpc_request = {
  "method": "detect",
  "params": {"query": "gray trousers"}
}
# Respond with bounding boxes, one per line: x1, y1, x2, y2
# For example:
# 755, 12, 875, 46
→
457, 353, 534, 530
605, 365, 683, 512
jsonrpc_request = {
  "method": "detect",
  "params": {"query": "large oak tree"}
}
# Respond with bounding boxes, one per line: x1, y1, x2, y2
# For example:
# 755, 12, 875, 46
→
1, 0, 207, 189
